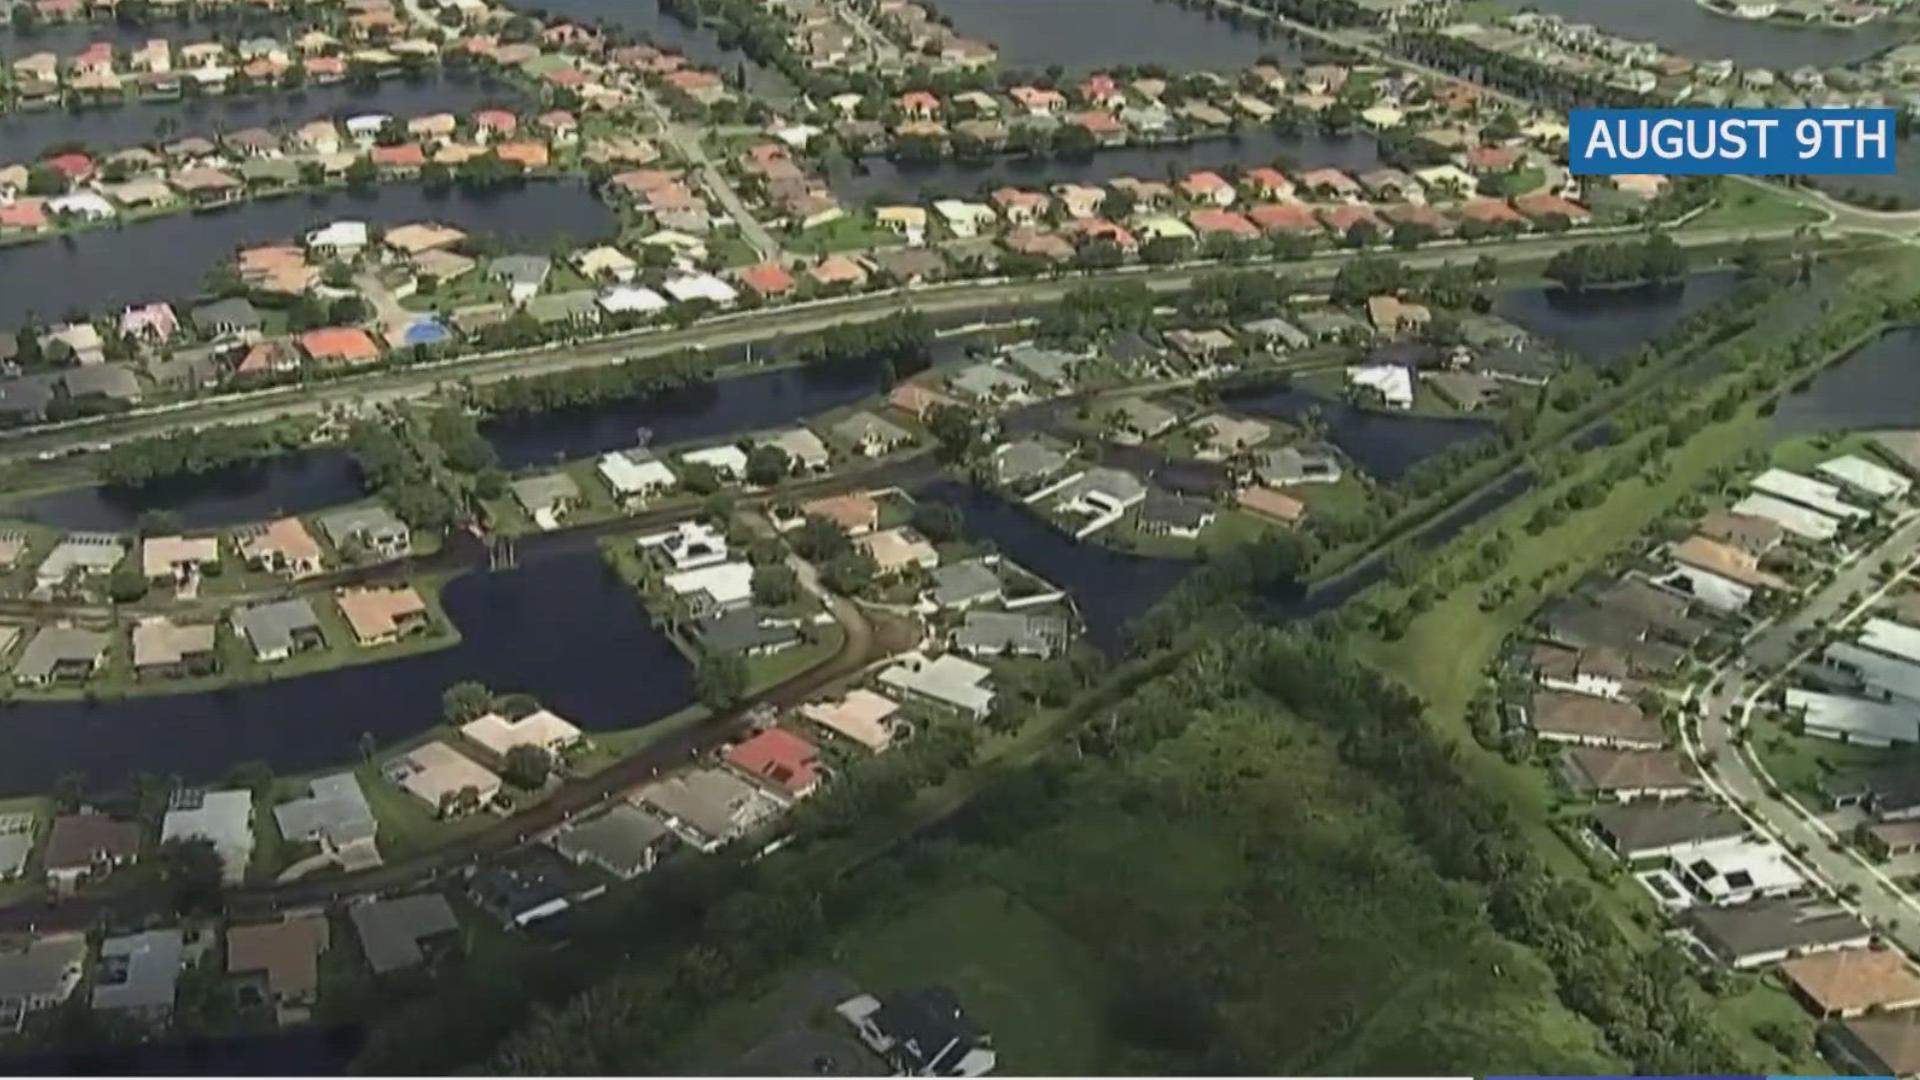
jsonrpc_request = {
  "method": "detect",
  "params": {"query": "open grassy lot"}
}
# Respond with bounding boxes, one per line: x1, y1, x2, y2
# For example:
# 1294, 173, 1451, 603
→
1686, 181, 1827, 232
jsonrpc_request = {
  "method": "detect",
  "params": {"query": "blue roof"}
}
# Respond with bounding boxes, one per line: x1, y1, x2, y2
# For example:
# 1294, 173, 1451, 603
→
403, 319, 450, 346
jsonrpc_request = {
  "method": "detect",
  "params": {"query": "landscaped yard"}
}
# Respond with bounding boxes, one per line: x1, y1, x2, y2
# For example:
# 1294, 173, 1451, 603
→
1686, 181, 1827, 232
785, 216, 902, 256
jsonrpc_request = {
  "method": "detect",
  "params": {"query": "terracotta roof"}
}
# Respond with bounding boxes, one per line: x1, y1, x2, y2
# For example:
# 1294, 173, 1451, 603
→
724, 728, 820, 797
299, 327, 380, 364
1784, 949, 1920, 1015
1237, 485, 1305, 523
737, 261, 796, 297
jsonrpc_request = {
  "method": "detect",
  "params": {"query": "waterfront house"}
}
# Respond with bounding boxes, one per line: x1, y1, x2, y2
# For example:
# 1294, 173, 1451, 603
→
130, 617, 216, 679
460, 709, 583, 760
231, 597, 324, 663
160, 789, 254, 884
952, 609, 1066, 660
509, 473, 581, 528
317, 504, 411, 562
43, 813, 141, 891
273, 773, 376, 856
13, 626, 109, 686
992, 440, 1069, 487
690, 608, 801, 658
140, 535, 218, 587
235, 517, 324, 578
829, 411, 912, 457
597, 448, 678, 507
384, 741, 501, 817
335, 586, 429, 646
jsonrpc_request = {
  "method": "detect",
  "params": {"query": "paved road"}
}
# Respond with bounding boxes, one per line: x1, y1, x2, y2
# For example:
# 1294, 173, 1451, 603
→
1684, 512, 1920, 955
639, 86, 787, 264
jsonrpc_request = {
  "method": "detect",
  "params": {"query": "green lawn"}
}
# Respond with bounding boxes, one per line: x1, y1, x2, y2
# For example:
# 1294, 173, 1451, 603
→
785, 216, 901, 256
745, 627, 844, 695
1749, 718, 1902, 802
1687, 181, 1827, 232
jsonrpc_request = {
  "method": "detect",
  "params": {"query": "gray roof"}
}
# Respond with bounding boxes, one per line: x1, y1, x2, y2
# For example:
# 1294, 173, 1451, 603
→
1685, 900, 1871, 963
928, 560, 1002, 609
91, 929, 183, 1014
0, 374, 55, 419
526, 289, 600, 324
273, 772, 376, 848
14, 626, 109, 682
349, 893, 460, 974
1002, 343, 1079, 384
145, 347, 223, 388
1141, 487, 1214, 529
488, 254, 551, 288
949, 363, 1030, 400
1056, 467, 1147, 505
692, 607, 801, 655
830, 410, 911, 448
638, 768, 777, 847
993, 440, 1068, 485
1240, 316, 1310, 349
1593, 800, 1746, 855
1872, 431, 1920, 477
1100, 396, 1177, 435
0, 935, 86, 1005
190, 297, 263, 334
62, 365, 141, 402
317, 504, 408, 547
232, 597, 321, 656
552, 803, 671, 878
510, 472, 581, 513
953, 609, 1067, 656
1255, 445, 1344, 486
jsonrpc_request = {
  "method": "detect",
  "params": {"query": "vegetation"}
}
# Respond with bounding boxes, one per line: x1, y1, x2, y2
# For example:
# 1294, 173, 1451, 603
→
95, 421, 316, 489
1543, 234, 1688, 292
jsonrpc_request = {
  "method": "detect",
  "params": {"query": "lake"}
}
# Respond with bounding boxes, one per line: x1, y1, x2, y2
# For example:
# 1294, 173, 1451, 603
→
0, 72, 525, 164
7, 449, 366, 533
928, 0, 1288, 72
0, 180, 616, 329
827, 127, 1378, 203
1772, 324, 1920, 435
1513, 0, 1892, 68
0, 538, 691, 796
1495, 270, 1742, 363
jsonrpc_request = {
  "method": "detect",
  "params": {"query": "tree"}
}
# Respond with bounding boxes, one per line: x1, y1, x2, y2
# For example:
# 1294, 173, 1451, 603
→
694, 653, 748, 709
822, 550, 877, 595
225, 759, 275, 798
909, 501, 963, 542
107, 558, 148, 603
680, 461, 722, 496
501, 745, 551, 789
156, 838, 226, 915
25, 165, 66, 196
751, 564, 800, 606
442, 681, 495, 724
135, 509, 182, 536
52, 772, 87, 814
745, 444, 790, 486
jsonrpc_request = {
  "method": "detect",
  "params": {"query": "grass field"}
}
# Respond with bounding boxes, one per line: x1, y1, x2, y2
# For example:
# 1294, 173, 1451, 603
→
1687, 181, 1827, 232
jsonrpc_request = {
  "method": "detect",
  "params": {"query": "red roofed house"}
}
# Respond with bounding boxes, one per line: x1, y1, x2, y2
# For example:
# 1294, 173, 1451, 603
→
495, 141, 550, 170
45, 152, 95, 184
1078, 73, 1120, 108
473, 109, 518, 141
1069, 110, 1125, 146
737, 261, 796, 299
1458, 198, 1526, 226
1319, 203, 1383, 234
1179, 170, 1235, 207
991, 187, 1048, 226
370, 143, 426, 174
1513, 192, 1592, 225
0, 199, 50, 234
1009, 85, 1066, 115
1061, 217, 1137, 253
299, 327, 381, 366
897, 90, 941, 119
1244, 167, 1293, 200
1189, 208, 1259, 241
1248, 202, 1321, 235
724, 727, 821, 799
1464, 144, 1523, 174
538, 110, 579, 142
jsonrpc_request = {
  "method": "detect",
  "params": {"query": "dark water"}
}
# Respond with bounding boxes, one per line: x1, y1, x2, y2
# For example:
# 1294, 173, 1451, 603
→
0, 73, 524, 164
916, 478, 1191, 650
8, 449, 364, 532
929, 0, 1286, 71
1494, 270, 1742, 363
1772, 324, 1920, 435
0, 538, 691, 796
514, 0, 793, 99
1, 1026, 361, 1076
0, 181, 615, 328
0, 9, 295, 58
827, 128, 1377, 204
1218, 384, 1492, 481
1515, 0, 1891, 68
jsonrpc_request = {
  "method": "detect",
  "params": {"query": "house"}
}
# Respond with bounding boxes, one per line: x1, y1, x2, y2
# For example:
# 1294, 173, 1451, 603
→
799, 492, 879, 536
460, 709, 584, 759
1781, 949, 1920, 1018
383, 741, 501, 816
737, 261, 796, 300
119, 302, 180, 344
335, 585, 429, 646
226, 916, 329, 1023
1731, 493, 1842, 542
1782, 689, 1919, 748
993, 440, 1069, 487
1190, 414, 1272, 460
1685, 899, 1872, 969
725, 728, 822, 800
43, 813, 141, 892
488, 255, 552, 304
1237, 485, 1306, 525
597, 448, 678, 506
879, 652, 994, 718
1668, 835, 1803, 906
637, 768, 784, 853
1830, 1008, 1920, 1076
273, 773, 376, 855
760, 428, 832, 474
348, 893, 460, 974
1696, 510, 1785, 558
232, 598, 324, 662
13, 627, 109, 686
952, 609, 1066, 659
190, 298, 264, 338
509, 473, 581, 528
1528, 643, 1630, 700
34, 533, 126, 592
235, 517, 324, 578
1047, 468, 1148, 537
141, 535, 219, 586
1139, 488, 1216, 539
800, 690, 901, 753
91, 930, 183, 1021
1094, 397, 1177, 442
130, 617, 217, 679
0, 814, 32, 884
691, 608, 801, 658
1002, 344, 1079, 387
1751, 468, 1867, 522
1817, 454, 1912, 502
317, 504, 411, 561
160, 789, 254, 884
862, 527, 940, 576
680, 444, 749, 481
830, 411, 913, 457
1528, 691, 1663, 749
299, 327, 381, 367
837, 986, 996, 1077
1254, 445, 1343, 488
551, 804, 672, 879
1560, 746, 1696, 802
1346, 363, 1415, 410
663, 561, 756, 615
467, 844, 607, 929
948, 363, 1032, 404
926, 560, 1003, 611
1591, 800, 1746, 860
0, 935, 88, 1025
639, 520, 729, 572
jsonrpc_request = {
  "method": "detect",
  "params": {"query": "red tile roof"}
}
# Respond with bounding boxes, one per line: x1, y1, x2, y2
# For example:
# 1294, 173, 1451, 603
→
299, 327, 381, 364
737, 261, 796, 297
1188, 208, 1259, 239
725, 728, 820, 797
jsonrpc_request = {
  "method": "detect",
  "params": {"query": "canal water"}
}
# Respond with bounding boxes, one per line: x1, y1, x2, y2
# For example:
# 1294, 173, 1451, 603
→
0, 536, 692, 796
1217, 382, 1493, 481
0, 72, 526, 164
928, 0, 1287, 71
0, 180, 615, 329
1494, 270, 1742, 363
7, 449, 366, 532
1512, 0, 1891, 68
1771, 324, 1920, 435
512, 0, 794, 99
826, 127, 1378, 204
0, 9, 296, 58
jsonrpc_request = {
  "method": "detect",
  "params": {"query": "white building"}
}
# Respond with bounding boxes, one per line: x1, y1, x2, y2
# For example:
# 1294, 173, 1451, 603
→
1731, 493, 1841, 542
1345, 364, 1414, 409
1817, 455, 1911, 503
1668, 836, 1804, 907
1750, 468, 1867, 521
1784, 688, 1920, 748
597, 449, 678, 505
662, 561, 755, 612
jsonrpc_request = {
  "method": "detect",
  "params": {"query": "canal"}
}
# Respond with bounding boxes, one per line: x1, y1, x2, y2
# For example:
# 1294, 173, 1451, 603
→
0, 9, 296, 58
1494, 270, 1742, 363
826, 127, 1378, 204
929, 0, 1288, 71
1218, 382, 1493, 481
512, 0, 795, 100
1771, 324, 1920, 435
0, 180, 616, 330
0, 535, 692, 796
0, 71, 527, 165
1512, 0, 1892, 68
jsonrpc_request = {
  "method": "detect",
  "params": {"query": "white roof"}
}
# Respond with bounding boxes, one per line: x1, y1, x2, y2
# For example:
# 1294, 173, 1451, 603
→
597, 450, 677, 495
1828, 642, 1920, 704
1817, 455, 1911, 501
1730, 493, 1840, 541
662, 560, 754, 607
345, 113, 389, 134
1345, 364, 1414, 408
1751, 468, 1866, 520
1785, 688, 1920, 745
1669, 835, 1804, 902
800, 690, 900, 751
1860, 617, 1920, 666
598, 285, 669, 315
394, 741, 500, 808
681, 444, 748, 478
160, 790, 254, 883
307, 220, 369, 250
662, 273, 738, 306
460, 709, 582, 757
48, 192, 116, 219
879, 652, 994, 715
